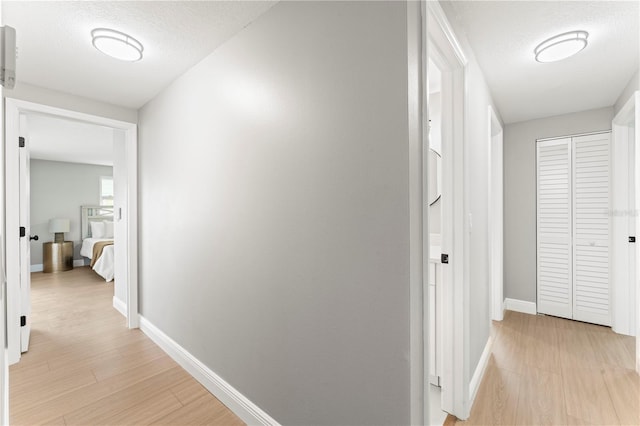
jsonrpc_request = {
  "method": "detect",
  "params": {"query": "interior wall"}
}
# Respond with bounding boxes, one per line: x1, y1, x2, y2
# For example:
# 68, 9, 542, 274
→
440, 1, 505, 403
503, 107, 614, 303
5, 82, 137, 123
30, 159, 113, 265
138, 2, 410, 424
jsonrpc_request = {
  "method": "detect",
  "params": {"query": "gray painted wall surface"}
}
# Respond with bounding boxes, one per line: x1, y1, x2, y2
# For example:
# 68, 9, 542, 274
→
614, 69, 639, 116
30, 159, 113, 265
138, 2, 410, 425
503, 107, 614, 303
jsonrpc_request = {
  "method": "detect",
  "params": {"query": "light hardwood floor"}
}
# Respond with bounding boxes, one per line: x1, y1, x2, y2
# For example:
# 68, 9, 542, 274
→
10, 267, 244, 426
448, 310, 639, 426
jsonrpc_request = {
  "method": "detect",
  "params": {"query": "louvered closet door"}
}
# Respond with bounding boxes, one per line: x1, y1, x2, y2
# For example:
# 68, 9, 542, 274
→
572, 133, 611, 326
537, 138, 573, 319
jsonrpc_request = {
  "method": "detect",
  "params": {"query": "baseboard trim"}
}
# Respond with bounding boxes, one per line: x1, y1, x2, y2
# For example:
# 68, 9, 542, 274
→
139, 316, 280, 426
468, 335, 493, 413
31, 259, 87, 273
503, 298, 537, 315
112, 297, 127, 317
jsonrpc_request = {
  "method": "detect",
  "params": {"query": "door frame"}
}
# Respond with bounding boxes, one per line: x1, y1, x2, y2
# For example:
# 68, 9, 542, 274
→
4, 98, 139, 365
611, 91, 640, 371
488, 106, 503, 321
424, 0, 467, 420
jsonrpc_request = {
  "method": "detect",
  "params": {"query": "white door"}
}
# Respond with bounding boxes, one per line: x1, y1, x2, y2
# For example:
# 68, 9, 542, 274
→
537, 138, 573, 319
572, 133, 611, 326
18, 115, 31, 352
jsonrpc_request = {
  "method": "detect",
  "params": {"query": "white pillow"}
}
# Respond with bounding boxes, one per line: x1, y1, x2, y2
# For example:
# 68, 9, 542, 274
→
103, 221, 114, 238
90, 221, 105, 238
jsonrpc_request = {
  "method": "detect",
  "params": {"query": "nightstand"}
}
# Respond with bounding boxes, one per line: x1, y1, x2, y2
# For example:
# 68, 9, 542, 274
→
43, 241, 74, 273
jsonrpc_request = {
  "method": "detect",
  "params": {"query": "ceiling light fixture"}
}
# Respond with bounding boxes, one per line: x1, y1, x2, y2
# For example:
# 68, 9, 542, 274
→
91, 28, 143, 62
534, 30, 588, 63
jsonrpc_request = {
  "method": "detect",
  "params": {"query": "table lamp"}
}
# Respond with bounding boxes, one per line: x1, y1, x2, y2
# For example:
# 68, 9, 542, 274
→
49, 218, 70, 243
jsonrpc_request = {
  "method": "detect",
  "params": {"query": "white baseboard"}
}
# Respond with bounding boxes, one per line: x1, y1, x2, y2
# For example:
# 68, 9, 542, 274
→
31, 259, 88, 273
503, 298, 537, 315
468, 335, 494, 413
112, 297, 127, 317
139, 316, 280, 426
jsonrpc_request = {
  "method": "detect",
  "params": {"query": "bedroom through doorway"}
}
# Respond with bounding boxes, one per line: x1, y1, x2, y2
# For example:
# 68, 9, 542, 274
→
5, 98, 139, 366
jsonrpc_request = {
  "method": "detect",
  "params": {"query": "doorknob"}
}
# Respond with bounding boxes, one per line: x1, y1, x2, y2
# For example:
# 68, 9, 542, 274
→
29, 235, 39, 241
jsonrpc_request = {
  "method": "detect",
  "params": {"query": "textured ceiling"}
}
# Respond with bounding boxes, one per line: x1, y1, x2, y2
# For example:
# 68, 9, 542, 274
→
445, 1, 639, 124
29, 114, 114, 166
2, 1, 276, 109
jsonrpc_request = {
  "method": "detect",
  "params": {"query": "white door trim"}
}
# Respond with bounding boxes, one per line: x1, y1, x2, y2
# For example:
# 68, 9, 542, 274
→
4, 98, 139, 366
408, 1, 426, 424
488, 106, 503, 321
612, 91, 638, 339
424, 1, 467, 420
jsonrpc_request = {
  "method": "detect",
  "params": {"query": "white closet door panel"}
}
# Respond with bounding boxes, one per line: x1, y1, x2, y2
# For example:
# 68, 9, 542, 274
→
573, 133, 611, 326
537, 138, 572, 318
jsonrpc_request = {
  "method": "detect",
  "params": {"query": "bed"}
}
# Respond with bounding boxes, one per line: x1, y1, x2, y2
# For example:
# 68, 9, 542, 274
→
80, 205, 115, 282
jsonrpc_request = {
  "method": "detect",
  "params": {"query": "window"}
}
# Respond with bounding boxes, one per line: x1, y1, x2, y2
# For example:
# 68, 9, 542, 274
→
100, 176, 114, 206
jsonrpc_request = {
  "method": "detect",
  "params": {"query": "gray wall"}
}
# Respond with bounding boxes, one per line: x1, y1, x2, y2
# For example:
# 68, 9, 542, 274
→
614, 69, 639, 116
138, 2, 410, 425
30, 159, 113, 265
503, 107, 614, 303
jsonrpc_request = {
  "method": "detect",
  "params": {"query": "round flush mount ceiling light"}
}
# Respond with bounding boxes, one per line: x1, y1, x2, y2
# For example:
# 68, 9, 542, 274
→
91, 28, 143, 62
534, 30, 589, 63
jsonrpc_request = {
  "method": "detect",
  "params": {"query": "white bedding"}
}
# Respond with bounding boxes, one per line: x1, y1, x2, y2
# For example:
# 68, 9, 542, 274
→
92, 245, 114, 282
80, 238, 115, 282
80, 238, 113, 259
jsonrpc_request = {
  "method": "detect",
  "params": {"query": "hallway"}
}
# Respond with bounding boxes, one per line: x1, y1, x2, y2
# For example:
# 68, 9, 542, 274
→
451, 310, 638, 425
10, 267, 244, 425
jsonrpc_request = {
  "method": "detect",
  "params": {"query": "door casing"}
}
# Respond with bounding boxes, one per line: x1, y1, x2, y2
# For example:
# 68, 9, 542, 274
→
4, 98, 139, 366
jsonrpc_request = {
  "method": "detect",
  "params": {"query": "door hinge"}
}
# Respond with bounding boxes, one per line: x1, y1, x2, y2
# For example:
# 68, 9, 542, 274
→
441, 253, 449, 264
630, 236, 636, 243
19, 136, 25, 148
20, 316, 26, 327
19, 226, 26, 237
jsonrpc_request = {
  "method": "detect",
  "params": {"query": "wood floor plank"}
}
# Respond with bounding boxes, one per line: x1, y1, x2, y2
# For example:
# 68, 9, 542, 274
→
151, 393, 244, 426
515, 367, 566, 426
602, 366, 640, 425
63, 366, 190, 425
11, 267, 245, 426
170, 379, 212, 406
561, 366, 620, 425
90, 391, 183, 426
459, 310, 637, 426
466, 359, 520, 425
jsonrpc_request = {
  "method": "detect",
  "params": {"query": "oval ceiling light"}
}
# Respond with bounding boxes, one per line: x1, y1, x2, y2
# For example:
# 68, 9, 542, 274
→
534, 30, 588, 63
91, 28, 143, 62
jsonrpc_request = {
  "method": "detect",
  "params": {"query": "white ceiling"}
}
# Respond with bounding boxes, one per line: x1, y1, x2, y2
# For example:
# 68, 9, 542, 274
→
28, 114, 114, 166
3, 1, 276, 109
446, 1, 639, 124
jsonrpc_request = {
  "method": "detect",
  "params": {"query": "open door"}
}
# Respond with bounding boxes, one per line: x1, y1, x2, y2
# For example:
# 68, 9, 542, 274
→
18, 114, 31, 353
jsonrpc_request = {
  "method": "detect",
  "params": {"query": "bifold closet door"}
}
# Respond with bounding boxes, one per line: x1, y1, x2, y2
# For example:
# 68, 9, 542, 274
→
572, 133, 611, 326
537, 138, 573, 319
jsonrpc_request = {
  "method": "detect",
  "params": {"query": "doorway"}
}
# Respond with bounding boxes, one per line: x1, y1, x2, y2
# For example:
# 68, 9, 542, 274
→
424, 0, 467, 420
612, 90, 640, 372
4, 98, 138, 365
488, 106, 503, 322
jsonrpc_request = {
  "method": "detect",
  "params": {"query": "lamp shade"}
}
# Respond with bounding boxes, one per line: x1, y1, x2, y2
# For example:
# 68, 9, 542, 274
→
49, 218, 70, 233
